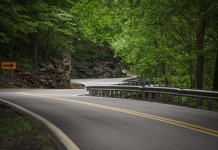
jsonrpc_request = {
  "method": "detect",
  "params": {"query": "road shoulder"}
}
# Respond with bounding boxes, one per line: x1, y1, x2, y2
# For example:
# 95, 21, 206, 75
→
0, 99, 80, 150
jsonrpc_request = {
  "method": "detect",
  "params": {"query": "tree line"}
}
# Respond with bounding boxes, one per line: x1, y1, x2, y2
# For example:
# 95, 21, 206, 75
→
72, 0, 218, 90
0, 0, 76, 66
0, 0, 217, 90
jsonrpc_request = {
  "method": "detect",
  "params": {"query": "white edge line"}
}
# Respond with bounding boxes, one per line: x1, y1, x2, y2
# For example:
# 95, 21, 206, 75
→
0, 99, 80, 150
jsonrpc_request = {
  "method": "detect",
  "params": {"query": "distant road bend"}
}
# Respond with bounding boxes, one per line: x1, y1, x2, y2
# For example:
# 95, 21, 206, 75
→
0, 77, 217, 150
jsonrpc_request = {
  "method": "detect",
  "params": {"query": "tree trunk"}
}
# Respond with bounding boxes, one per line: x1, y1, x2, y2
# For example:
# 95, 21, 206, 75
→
196, 4, 209, 90
181, 30, 195, 89
34, 31, 38, 68
213, 50, 218, 91
45, 29, 50, 60
9, 44, 13, 62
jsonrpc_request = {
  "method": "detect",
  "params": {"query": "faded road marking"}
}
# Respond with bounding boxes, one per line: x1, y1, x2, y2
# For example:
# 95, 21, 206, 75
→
17, 92, 218, 137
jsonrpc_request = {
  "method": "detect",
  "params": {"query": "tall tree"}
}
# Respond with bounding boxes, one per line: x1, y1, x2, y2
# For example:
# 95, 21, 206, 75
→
0, 0, 77, 67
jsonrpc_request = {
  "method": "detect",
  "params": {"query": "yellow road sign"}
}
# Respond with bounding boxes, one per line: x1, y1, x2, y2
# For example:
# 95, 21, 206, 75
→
1, 62, 16, 70
130, 67, 135, 70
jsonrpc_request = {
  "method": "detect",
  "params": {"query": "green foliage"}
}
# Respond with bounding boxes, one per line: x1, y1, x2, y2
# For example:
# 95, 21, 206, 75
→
0, 116, 38, 138
213, 101, 218, 109
72, 39, 114, 62
71, 0, 217, 89
71, 82, 85, 89
0, 0, 217, 90
124, 68, 133, 77
0, 0, 77, 65
20, 58, 34, 69
71, 0, 121, 43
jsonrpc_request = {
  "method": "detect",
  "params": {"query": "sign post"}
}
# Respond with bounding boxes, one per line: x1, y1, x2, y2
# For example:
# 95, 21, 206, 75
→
4, 70, 5, 87
1, 62, 16, 87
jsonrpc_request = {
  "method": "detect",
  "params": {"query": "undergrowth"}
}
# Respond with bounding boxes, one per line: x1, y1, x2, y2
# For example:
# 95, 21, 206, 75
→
0, 116, 38, 138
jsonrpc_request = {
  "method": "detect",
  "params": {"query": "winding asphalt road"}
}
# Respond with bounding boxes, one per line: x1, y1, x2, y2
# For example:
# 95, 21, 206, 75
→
0, 77, 218, 150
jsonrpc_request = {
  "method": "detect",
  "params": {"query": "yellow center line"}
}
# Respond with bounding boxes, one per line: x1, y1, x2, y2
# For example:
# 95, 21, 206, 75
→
24, 89, 76, 93
39, 89, 76, 92
17, 92, 218, 137
88, 79, 114, 82
88, 79, 105, 82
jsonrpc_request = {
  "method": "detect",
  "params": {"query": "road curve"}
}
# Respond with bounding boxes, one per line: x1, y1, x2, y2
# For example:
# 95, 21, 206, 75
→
0, 78, 218, 150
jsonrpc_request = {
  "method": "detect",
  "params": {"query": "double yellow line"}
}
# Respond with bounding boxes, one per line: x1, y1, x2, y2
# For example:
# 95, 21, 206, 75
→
17, 92, 218, 137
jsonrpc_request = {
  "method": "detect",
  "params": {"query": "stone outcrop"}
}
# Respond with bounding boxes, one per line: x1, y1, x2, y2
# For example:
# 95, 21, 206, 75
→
0, 52, 125, 88
71, 61, 126, 78
1, 51, 72, 89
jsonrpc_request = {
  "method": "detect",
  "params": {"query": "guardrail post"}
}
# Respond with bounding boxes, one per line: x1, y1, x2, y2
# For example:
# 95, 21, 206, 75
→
187, 97, 191, 104
115, 90, 118, 98
102, 90, 106, 97
89, 90, 93, 96
162, 94, 166, 102
148, 93, 152, 100
207, 99, 212, 110
142, 82, 145, 87
97, 90, 102, 96
95, 91, 98, 96
106, 90, 110, 97
155, 93, 158, 101
130, 91, 134, 99
136, 92, 139, 100
144, 93, 147, 99
91, 91, 94, 96
119, 91, 123, 98
111, 90, 114, 97
124, 91, 128, 99
142, 92, 145, 100
196, 98, 201, 107
92, 90, 97, 96
170, 95, 174, 102
178, 95, 182, 104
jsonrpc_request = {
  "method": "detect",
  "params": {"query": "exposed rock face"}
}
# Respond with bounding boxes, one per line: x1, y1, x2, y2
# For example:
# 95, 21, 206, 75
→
1, 51, 72, 89
0, 52, 125, 88
36, 51, 71, 88
71, 61, 126, 78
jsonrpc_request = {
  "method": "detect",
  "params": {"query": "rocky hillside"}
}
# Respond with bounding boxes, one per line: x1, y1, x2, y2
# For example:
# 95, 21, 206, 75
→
72, 61, 125, 79
0, 51, 125, 89
0, 51, 72, 89
0, 32, 125, 89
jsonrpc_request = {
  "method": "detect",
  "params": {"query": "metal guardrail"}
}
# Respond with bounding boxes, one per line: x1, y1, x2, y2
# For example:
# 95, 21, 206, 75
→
86, 85, 218, 111
119, 77, 159, 86
118, 81, 159, 86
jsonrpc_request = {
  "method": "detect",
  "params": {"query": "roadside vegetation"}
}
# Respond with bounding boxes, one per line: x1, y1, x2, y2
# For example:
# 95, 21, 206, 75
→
71, 82, 85, 89
1, 0, 217, 90
0, 1, 217, 148
71, 0, 218, 91
0, 103, 58, 150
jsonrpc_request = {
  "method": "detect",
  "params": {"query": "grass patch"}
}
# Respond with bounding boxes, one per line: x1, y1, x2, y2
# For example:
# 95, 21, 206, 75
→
71, 82, 85, 89
0, 104, 58, 150
124, 68, 132, 77
0, 116, 38, 138
213, 101, 218, 109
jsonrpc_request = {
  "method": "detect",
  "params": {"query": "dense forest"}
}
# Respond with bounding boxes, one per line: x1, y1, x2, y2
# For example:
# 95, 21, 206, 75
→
0, 0, 217, 90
